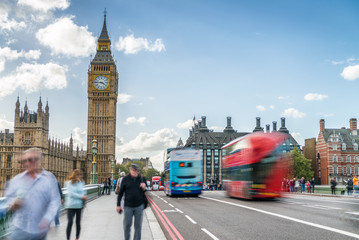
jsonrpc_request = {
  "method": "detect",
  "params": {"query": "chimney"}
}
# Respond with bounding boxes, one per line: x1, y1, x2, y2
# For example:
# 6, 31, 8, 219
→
278, 117, 289, 134
266, 124, 270, 133
272, 121, 277, 131
350, 118, 357, 135
320, 119, 325, 132
227, 116, 231, 127
253, 117, 264, 132
201, 116, 206, 127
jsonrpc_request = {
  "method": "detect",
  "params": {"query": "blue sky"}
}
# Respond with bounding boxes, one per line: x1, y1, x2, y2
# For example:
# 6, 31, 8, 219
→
1, 0, 359, 170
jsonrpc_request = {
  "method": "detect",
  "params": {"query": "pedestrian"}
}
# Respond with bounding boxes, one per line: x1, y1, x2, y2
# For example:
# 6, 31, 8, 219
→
108, 177, 112, 195
116, 164, 147, 240
353, 176, 358, 197
300, 177, 305, 193
102, 178, 108, 195
65, 169, 87, 240
54, 181, 65, 226
346, 177, 353, 195
310, 177, 315, 193
294, 178, 299, 192
4, 148, 60, 240
306, 181, 310, 193
113, 178, 117, 191
330, 178, 337, 195
115, 172, 126, 210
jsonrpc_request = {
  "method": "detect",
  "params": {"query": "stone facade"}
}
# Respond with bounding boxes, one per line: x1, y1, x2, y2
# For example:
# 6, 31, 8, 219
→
122, 157, 153, 170
0, 98, 86, 193
316, 118, 359, 185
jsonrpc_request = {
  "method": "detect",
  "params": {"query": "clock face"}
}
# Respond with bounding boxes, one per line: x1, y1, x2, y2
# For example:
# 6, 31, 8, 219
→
94, 75, 109, 90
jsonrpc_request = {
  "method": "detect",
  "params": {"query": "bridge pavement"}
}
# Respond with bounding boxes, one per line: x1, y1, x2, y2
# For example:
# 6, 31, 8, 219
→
47, 193, 166, 240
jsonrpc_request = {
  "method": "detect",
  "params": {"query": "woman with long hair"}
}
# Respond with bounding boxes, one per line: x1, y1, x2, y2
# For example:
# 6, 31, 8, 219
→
65, 169, 87, 240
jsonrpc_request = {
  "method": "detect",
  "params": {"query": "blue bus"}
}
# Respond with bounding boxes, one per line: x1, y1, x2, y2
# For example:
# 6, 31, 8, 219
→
164, 149, 203, 196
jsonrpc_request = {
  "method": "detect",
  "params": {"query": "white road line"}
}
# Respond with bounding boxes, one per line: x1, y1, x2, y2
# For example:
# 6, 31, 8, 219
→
164, 200, 168, 203
169, 204, 174, 207
305, 205, 330, 210
201, 228, 219, 240
201, 196, 359, 239
185, 215, 197, 224
289, 196, 359, 205
175, 208, 183, 213
314, 205, 341, 210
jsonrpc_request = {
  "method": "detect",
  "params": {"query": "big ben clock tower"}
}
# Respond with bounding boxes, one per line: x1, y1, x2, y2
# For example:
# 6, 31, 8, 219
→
86, 12, 118, 183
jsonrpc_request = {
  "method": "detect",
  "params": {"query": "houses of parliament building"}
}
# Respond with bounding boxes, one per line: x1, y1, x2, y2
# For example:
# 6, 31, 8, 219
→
0, 13, 118, 191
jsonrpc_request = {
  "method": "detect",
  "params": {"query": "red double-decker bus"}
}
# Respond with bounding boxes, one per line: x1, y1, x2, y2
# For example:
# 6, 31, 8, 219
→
222, 132, 290, 199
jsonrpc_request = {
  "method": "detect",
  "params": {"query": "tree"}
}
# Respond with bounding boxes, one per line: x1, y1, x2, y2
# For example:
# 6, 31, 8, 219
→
292, 148, 314, 180
144, 168, 161, 182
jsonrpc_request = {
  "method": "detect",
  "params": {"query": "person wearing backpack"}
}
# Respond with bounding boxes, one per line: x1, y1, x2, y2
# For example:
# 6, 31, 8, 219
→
346, 177, 353, 195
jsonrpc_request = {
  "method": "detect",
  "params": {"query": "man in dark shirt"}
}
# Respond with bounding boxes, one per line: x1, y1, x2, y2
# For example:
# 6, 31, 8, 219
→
116, 164, 147, 240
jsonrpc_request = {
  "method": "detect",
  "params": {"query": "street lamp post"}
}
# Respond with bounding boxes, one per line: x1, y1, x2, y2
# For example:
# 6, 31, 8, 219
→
91, 139, 98, 184
111, 159, 115, 180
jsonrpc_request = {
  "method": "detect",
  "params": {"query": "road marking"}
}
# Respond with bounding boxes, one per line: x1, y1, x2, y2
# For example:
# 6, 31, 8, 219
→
175, 208, 183, 213
201, 228, 219, 240
164, 200, 168, 203
289, 196, 359, 205
169, 204, 174, 207
163, 210, 179, 213
185, 215, 197, 224
345, 212, 359, 216
201, 196, 359, 239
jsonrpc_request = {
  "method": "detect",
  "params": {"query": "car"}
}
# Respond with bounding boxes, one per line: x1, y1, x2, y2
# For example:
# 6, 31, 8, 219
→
159, 186, 164, 191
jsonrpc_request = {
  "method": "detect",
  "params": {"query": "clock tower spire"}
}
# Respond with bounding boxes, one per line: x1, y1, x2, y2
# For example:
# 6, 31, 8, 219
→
86, 11, 118, 183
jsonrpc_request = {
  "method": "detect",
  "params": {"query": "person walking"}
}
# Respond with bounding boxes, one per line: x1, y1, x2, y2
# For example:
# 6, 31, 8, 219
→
346, 177, 353, 195
102, 178, 108, 195
107, 177, 112, 195
54, 181, 64, 226
113, 178, 117, 191
353, 176, 358, 197
294, 178, 299, 192
4, 148, 60, 240
330, 178, 337, 195
65, 169, 87, 240
116, 164, 147, 240
300, 177, 305, 193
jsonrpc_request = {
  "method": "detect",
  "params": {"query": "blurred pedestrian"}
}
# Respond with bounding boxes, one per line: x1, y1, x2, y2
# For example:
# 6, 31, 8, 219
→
300, 177, 305, 193
102, 178, 108, 195
54, 181, 64, 226
346, 177, 353, 195
294, 178, 299, 192
353, 176, 358, 197
306, 181, 310, 193
113, 178, 117, 191
116, 164, 147, 240
310, 178, 315, 193
330, 178, 337, 195
108, 177, 112, 195
65, 169, 87, 240
4, 148, 60, 240
115, 172, 126, 210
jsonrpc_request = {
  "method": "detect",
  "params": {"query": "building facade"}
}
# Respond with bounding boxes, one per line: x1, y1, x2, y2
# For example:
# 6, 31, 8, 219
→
316, 118, 359, 185
184, 116, 299, 185
0, 98, 86, 192
122, 157, 153, 170
86, 13, 119, 183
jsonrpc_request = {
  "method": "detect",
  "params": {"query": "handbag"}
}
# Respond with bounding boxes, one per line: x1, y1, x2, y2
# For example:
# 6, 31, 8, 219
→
141, 177, 148, 209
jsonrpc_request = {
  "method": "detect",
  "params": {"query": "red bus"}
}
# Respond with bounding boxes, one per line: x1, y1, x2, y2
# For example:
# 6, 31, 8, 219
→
152, 176, 161, 191
222, 132, 290, 199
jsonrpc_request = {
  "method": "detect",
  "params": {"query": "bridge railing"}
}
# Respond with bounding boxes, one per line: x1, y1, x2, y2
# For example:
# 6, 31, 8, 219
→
0, 184, 103, 239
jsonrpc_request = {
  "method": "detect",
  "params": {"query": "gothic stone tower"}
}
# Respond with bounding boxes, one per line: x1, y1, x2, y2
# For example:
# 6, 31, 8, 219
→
86, 13, 118, 183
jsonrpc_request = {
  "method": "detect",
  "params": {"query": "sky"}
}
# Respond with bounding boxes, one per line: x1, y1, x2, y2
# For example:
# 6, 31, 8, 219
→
1, 0, 359, 170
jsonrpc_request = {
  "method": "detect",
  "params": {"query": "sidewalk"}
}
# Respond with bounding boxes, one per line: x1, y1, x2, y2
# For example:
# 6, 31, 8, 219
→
47, 193, 166, 240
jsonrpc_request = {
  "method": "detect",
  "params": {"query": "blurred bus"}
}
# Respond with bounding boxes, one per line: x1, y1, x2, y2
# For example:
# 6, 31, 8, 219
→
222, 132, 290, 199
164, 149, 203, 196
152, 176, 161, 191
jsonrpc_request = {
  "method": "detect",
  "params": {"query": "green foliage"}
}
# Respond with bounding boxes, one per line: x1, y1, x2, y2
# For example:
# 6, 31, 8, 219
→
292, 148, 314, 180
144, 168, 161, 182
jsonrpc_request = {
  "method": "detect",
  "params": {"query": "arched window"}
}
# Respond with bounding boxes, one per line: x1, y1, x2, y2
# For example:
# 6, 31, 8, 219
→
6, 155, 11, 168
354, 143, 358, 151
355, 156, 359, 163
347, 166, 351, 175
347, 156, 351, 162
333, 154, 337, 162
342, 143, 347, 150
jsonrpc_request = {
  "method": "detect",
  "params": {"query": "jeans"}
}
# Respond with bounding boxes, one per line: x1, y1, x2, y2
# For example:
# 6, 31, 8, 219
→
123, 204, 144, 240
54, 208, 60, 226
301, 184, 305, 193
11, 227, 47, 240
66, 208, 82, 239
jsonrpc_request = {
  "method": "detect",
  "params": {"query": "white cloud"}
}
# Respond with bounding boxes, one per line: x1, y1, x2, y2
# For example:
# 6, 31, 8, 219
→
63, 127, 87, 149
36, 16, 96, 57
341, 64, 359, 81
317, 112, 335, 117
209, 126, 223, 131
177, 119, 194, 129
278, 96, 290, 100
0, 5, 27, 31
17, 0, 70, 12
0, 47, 41, 72
148, 151, 165, 171
256, 105, 266, 111
281, 108, 306, 119
0, 115, 13, 130
115, 34, 165, 54
291, 132, 304, 146
117, 93, 133, 104
124, 117, 146, 126
304, 93, 328, 101
148, 97, 155, 101
269, 105, 275, 109
117, 128, 178, 155
0, 62, 67, 97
